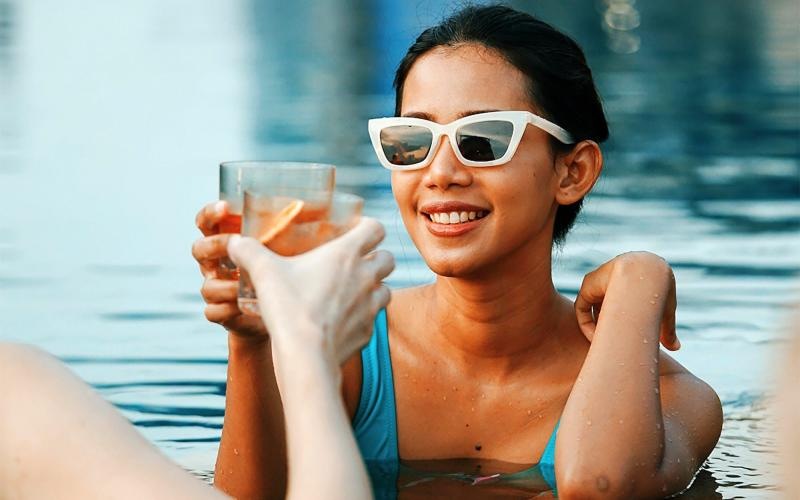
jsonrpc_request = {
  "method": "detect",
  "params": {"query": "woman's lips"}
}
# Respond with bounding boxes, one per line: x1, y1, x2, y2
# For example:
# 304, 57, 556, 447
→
419, 201, 491, 237
422, 214, 486, 236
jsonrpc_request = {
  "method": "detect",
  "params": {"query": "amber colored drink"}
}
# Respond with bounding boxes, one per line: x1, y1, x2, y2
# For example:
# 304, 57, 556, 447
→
219, 213, 242, 235
238, 195, 344, 316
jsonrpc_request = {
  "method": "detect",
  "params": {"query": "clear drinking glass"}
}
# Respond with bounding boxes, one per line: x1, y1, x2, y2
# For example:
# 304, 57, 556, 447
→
217, 161, 335, 279
237, 191, 364, 316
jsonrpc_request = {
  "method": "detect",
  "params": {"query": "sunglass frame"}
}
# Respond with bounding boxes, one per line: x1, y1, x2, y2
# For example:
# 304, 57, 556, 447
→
367, 110, 574, 171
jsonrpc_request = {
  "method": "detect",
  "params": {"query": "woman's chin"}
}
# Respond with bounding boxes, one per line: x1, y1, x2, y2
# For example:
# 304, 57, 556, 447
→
423, 251, 489, 278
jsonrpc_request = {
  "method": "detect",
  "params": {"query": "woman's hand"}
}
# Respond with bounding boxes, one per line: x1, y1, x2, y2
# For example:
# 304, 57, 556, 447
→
227, 217, 394, 365
574, 251, 680, 350
192, 201, 268, 339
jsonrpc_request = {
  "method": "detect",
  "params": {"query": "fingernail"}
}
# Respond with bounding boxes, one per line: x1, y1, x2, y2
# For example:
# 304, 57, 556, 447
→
215, 200, 226, 213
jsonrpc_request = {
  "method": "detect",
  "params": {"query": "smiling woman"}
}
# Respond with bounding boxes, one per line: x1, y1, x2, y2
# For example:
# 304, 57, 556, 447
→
199, 5, 723, 500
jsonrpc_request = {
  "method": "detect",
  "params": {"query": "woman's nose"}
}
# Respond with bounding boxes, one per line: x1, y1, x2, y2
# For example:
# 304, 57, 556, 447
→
423, 136, 473, 190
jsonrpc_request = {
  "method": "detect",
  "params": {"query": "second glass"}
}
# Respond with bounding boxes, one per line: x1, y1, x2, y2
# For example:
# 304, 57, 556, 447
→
217, 161, 335, 278
237, 190, 363, 316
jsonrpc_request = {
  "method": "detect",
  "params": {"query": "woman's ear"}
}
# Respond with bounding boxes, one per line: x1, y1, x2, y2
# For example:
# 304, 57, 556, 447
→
555, 140, 603, 205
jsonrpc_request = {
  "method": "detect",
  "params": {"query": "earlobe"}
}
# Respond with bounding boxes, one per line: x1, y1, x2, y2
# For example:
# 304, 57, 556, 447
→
555, 140, 603, 205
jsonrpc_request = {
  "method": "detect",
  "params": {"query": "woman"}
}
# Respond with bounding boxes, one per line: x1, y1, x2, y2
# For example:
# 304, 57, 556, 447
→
0, 218, 391, 500
194, 5, 722, 498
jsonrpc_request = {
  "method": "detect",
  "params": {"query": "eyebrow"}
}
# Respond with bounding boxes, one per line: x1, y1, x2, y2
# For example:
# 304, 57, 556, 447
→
400, 109, 501, 121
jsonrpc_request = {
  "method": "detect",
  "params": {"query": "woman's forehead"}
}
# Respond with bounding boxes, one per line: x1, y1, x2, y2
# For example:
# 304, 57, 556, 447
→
400, 44, 533, 121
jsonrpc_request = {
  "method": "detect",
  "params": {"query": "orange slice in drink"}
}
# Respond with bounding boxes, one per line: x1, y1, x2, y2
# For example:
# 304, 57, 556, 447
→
259, 199, 305, 244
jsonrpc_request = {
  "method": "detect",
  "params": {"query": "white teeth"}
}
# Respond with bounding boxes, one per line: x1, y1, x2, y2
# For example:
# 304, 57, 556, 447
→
428, 210, 488, 224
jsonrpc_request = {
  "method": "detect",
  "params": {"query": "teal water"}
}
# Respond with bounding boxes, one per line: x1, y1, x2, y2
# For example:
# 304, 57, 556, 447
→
0, 0, 798, 498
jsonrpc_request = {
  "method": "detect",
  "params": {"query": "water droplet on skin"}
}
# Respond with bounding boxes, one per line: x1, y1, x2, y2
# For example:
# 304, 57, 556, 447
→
649, 300, 656, 305
481, 393, 486, 399
538, 414, 543, 419
654, 388, 660, 394
452, 386, 457, 391
587, 420, 592, 426
650, 367, 656, 374
471, 407, 475, 412
639, 275, 645, 280
233, 448, 239, 456
619, 362, 626, 367
643, 338, 649, 344
653, 293, 660, 298
527, 410, 532, 416
443, 395, 447, 401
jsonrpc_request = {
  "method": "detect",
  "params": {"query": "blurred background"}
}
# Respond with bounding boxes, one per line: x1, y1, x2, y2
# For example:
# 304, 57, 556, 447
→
0, 0, 797, 497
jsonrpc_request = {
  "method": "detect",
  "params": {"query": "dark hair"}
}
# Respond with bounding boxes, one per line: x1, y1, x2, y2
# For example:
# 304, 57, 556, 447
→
393, 4, 609, 245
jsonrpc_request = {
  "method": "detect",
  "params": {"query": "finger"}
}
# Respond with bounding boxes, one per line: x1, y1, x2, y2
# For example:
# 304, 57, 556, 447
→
196, 201, 228, 236
204, 302, 241, 324
335, 217, 386, 255
365, 250, 395, 283
192, 234, 234, 264
574, 271, 605, 340
200, 278, 239, 304
372, 283, 391, 313
227, 235, 275, 277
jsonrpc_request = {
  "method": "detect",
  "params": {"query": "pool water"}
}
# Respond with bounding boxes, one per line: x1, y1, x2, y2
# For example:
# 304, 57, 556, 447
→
0, 0, 797, 498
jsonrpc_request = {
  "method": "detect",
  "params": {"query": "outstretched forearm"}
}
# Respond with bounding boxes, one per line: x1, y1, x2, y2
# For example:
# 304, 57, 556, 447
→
273, 339, 372, 500
214, 334, 288, 500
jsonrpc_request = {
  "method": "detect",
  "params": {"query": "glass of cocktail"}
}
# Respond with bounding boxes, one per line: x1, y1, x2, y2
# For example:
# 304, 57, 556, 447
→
218, 161, 335, 279
237, 190, 364, 316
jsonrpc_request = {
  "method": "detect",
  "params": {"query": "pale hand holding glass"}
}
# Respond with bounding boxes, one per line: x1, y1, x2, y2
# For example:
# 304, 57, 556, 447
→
237, 191, 364, 316
217, 161, 335, 279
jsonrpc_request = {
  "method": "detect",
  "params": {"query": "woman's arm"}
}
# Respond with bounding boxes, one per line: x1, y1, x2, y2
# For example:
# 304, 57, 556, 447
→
192, 202, 289, 499
556, 252, 722, 499
214, 334, 288, 500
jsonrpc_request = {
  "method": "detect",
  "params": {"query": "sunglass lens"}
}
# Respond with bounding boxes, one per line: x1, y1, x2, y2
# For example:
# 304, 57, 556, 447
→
456, 121, 513, 162
379, 126, 433, 166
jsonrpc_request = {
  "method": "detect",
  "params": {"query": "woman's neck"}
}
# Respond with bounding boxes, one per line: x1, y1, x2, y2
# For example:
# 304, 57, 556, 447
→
424, 248, 574, 377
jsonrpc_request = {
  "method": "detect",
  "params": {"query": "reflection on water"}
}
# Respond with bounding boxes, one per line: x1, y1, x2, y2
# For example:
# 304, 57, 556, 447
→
0, 0, 798, 498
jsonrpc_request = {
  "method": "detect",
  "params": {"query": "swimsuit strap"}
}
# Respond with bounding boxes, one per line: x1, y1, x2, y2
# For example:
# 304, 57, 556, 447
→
538, 419, 559, 491
353, 308, 399, 462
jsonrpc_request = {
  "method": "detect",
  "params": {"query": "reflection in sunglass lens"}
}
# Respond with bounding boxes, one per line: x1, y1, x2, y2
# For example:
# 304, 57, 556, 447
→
456, 121, 513, 162
380, 126, 433, 166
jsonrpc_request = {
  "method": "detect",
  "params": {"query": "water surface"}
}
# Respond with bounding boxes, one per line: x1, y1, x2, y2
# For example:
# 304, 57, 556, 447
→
0, 1, 797, 498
